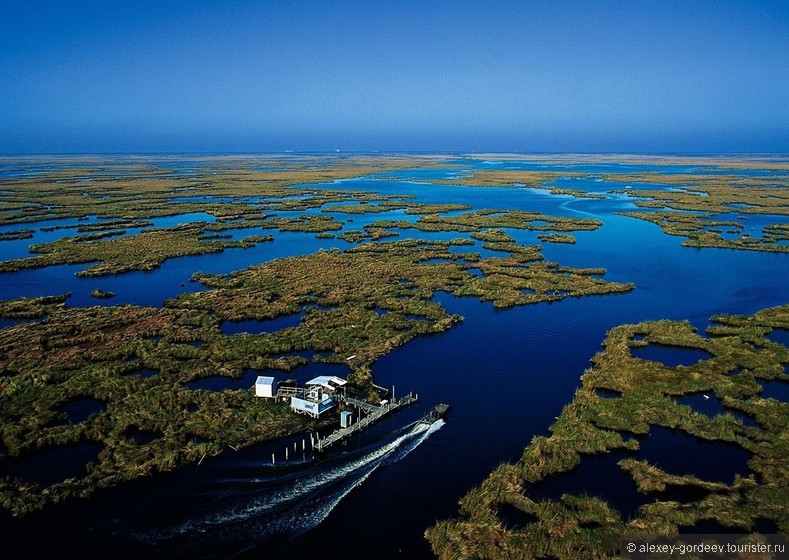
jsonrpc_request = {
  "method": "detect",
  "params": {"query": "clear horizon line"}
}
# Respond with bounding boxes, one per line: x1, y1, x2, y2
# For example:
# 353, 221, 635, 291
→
2, 150, 788, 158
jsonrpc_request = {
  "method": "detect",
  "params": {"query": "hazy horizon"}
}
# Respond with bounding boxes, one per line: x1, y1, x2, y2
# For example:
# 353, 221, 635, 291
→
2, 1, 788, 154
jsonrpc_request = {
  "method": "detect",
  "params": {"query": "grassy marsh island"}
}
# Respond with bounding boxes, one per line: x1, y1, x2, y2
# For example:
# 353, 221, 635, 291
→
609, 171, 789, 252
409, 157, 789, 253
0, 229, 631, 515
537, 233, 577, 244
0, 227, 275, 276
427, 305, 789, 559
0, 154, 785, 553
0, 155, 635, 517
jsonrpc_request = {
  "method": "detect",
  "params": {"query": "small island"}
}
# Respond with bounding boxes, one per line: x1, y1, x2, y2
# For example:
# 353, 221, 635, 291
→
90, 288, 116, 299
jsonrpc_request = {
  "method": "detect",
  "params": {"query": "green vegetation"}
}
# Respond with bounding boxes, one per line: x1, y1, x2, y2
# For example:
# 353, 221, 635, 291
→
0, 304, 325, 516
0, 229, 631, 516
0, 155, 444, 226
437, 169, 606, 199
619, 211, 789, 252
427, 305, 789, 559
0, 293, 70, 319
0, 227, 274, 276
372, 209, 602, 234
90, 289, 115, 299
609, 171, 789, 252
0, 229, 34, 241
460, 153, 789, 171
409, 158, 789, 253
545, 186, 606, 199
537, 233, 577, 244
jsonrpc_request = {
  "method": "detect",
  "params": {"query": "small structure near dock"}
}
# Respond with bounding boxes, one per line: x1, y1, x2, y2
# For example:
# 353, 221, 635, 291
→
254, 376, 277, 398
261, 375, 429, 458
290, 375, 347, 418
314, 392, 419, 452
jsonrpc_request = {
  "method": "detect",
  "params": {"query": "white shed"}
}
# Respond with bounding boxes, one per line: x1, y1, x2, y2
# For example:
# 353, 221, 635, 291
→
255, 376, 276, 398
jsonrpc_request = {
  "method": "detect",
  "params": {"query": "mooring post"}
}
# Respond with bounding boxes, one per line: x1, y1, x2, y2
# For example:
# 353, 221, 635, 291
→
272, 453, 275, 466
285, 446, 289, 460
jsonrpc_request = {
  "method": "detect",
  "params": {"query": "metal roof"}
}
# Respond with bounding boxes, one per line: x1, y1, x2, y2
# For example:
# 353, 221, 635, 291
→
255, 376, 275, 385
305, 375, 347, 389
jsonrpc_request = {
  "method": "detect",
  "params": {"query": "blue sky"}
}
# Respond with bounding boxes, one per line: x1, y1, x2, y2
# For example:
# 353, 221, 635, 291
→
1, 1, 787, 153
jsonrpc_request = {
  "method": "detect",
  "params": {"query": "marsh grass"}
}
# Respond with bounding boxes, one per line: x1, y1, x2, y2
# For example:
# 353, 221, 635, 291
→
0, 156, 641, 518
0, 230, 632, 515
427, 305, 789, 559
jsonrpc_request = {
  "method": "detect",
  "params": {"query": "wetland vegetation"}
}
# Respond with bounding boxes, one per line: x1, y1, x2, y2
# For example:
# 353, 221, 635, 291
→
0, 154, 787, 557
0, 228, 631, 514
610, 171, 789, 252
0, 155, 637, 516
427, 305, 789, 560
423, 161, 789, 252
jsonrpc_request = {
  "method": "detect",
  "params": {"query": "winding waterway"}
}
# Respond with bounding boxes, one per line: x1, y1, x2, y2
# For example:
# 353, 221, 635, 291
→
0, 155, 787, 559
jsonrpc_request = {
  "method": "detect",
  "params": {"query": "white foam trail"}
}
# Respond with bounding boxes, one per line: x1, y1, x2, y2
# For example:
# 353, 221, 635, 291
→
285, 419, 445, 534
142, 419, 443, 545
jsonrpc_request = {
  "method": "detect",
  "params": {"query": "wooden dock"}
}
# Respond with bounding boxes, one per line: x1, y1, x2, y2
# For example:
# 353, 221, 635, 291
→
314, 392, 418, 452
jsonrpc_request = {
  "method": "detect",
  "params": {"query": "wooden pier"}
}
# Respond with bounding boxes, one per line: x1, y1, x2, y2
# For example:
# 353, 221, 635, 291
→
314, 392, 418, 452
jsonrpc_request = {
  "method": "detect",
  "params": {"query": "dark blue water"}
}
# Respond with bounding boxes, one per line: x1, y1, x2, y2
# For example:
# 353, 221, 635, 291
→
124, 427, 163, 445
220, 311, 306, 335
637, 426, 752, 484
60, 398, 107, 424
0, 155, 787, 559
0, 443, 103, 487
760, 380, 789, 402
675, 393, 758, 427
767, 328, 789, 347
527, 451, 648, 519
125, 367, 160, 378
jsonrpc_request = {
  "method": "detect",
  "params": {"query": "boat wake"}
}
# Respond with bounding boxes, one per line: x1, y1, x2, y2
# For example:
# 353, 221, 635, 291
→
132, 419, 444, 556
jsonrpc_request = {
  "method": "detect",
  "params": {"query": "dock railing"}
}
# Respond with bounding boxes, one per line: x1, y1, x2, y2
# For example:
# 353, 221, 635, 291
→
314, 392, 418, 452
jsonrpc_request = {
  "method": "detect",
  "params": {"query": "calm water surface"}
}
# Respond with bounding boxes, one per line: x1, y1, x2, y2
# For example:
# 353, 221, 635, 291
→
1, 156, 787, 559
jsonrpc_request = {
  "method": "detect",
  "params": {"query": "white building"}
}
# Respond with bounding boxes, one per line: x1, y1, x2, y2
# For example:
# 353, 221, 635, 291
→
290, 375, 347, 418
255, 376, 277, 398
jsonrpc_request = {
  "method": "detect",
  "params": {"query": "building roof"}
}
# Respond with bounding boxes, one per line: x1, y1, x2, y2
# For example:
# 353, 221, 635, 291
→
255, 376, 275, 385
305, 375, 347, 390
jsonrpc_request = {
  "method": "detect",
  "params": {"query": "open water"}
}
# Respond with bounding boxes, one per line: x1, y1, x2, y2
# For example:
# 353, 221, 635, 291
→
0, 155, 787, 559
